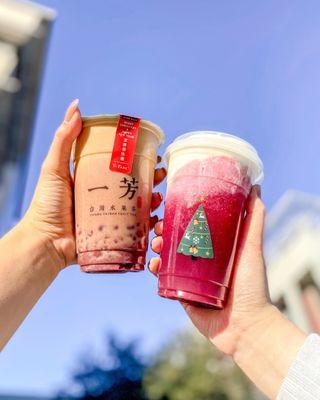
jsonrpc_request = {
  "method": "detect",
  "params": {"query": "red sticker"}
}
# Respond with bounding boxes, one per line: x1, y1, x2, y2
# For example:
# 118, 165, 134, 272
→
109, 114, 141, 174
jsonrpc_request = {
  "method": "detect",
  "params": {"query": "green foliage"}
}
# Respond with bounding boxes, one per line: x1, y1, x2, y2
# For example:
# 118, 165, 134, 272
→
57, 331, 266, 400
56, 334, 147, 400
143, 330, 257, 400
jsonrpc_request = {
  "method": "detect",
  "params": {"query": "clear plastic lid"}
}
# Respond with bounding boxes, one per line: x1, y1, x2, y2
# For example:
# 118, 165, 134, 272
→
163, 130, 264, 184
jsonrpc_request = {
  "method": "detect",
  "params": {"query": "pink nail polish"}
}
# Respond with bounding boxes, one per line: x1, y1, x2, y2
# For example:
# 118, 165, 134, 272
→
70, 98, 79, 108
64, 99, 79, 122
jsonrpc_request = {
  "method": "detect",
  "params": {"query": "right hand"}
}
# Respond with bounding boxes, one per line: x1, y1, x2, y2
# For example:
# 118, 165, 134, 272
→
150, 186, 278, 357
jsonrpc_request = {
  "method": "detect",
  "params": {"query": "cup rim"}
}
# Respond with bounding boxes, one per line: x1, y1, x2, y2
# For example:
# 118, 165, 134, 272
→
163, 130, 264, 184
81, 114, 165, 145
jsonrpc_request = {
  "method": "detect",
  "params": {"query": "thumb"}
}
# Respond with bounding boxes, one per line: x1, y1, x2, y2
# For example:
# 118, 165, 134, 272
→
42, 99, 82, 177
237, 185, 265, 260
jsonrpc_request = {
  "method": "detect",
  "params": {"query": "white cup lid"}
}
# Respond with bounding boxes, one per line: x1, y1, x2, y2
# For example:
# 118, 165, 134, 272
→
163, 130, 264, 184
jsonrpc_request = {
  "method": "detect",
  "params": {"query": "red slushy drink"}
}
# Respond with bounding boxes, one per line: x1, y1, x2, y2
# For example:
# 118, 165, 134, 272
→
74, 115, 164, 273
158, 131, 263, 308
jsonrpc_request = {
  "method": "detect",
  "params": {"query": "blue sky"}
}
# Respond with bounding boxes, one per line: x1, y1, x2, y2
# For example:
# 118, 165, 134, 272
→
2, 0, 320, 395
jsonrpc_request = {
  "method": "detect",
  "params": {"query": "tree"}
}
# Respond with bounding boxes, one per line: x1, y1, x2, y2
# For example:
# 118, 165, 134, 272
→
143, 330, 264, 400
56, 334, 147, 400
177, 205, 214, 259
57, 332, 266, 400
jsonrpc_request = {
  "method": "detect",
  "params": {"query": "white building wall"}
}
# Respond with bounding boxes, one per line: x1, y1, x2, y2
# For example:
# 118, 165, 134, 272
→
267, 201, 320, 333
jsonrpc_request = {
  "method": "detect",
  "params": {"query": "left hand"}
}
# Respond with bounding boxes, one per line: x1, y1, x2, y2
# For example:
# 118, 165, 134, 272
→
23, 100, 166, 271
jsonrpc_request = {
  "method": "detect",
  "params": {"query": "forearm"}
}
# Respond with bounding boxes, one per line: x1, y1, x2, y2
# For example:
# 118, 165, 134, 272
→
233, 305, 307, 399
0, 221, 60, 350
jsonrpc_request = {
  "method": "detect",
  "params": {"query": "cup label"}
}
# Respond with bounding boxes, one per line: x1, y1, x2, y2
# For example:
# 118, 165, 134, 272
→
177, 204, 214, 259
109, 114, 141, 174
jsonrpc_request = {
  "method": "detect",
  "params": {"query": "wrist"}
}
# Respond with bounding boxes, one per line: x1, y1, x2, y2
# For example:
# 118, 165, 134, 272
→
16, 219, 64, 276
232, 304, 307, 399
210, 303, 278, 357
0, 218, 62, 350
232, 304, 282, 362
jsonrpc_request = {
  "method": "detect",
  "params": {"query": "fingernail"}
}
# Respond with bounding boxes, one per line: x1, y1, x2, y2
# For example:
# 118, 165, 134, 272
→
156, 192, 163, 201
71, 98, 79, 108
65, 99, 79, 122
150, 215, 159, 229
253, 185, 261, 198
160, 167, 167, 175
68, 99, 79, 114
256, 185, 261, 198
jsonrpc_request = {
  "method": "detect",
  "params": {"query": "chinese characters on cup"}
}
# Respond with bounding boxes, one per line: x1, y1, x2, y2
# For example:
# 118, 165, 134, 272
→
88, 177, 139, 215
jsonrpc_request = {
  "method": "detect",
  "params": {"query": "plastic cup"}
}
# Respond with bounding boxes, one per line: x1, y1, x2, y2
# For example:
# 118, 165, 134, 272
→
74, 114, 164, 273
158, 131, 263, 308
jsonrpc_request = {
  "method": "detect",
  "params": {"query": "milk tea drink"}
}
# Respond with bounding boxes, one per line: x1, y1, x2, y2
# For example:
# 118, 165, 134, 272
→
158, 131, 263, 308
74, 115, 164, 273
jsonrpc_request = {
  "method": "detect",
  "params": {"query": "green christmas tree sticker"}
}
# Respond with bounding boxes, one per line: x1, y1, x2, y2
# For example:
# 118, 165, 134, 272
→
177, 204, 214, 259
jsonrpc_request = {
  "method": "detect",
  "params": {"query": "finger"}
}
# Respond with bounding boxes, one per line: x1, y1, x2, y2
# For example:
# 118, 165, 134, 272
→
154, 167, 167, 187
148, 257, 161, 276
43, 100, 82, 175
179, 301, 216, 324
151, 192, 163, 212
180, 301, 190, 312
239, 185, 265, 255
151, 236, 163, 254
246, 185, 262, 213
64, 98, 79, 121
150, 215, 159, 229
154, 220, 163, 236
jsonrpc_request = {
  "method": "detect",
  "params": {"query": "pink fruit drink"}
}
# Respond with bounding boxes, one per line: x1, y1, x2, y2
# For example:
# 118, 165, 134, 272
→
74, 115, 164, 273
158, 131, 263, 308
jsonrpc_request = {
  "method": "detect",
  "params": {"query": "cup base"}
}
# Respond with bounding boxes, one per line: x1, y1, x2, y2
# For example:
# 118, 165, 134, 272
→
78, 249, 146, 273
158, 273, 228, 303
158, 287, 224, 309
80, 263, 144, 273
